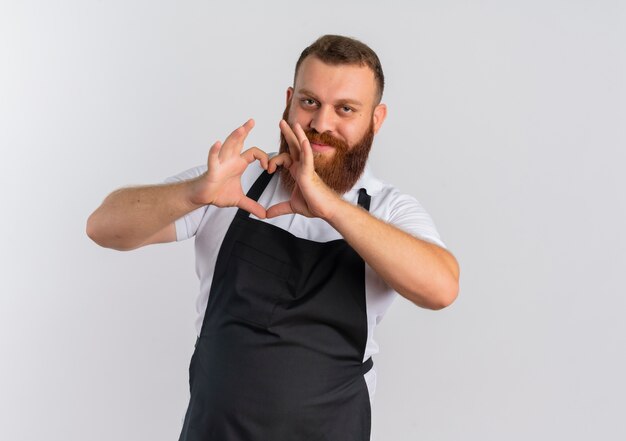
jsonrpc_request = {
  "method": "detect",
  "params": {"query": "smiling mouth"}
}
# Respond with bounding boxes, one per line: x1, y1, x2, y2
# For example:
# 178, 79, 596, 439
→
310, 142, 334, 153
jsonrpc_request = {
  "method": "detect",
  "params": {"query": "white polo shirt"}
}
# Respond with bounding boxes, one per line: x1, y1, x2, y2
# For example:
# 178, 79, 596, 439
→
167, 160, 446, 401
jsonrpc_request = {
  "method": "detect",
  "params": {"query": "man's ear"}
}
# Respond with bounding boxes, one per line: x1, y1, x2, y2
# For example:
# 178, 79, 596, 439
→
372, 103, 387, 134
286, 87, 294, 105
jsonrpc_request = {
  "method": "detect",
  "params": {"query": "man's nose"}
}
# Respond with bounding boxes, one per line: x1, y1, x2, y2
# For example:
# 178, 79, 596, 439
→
310, 105, 336, 134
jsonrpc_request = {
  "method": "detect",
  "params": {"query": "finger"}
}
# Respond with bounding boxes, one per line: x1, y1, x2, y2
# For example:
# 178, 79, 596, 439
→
266, 201, 294, 218
293, 123, 308, 144
238, 197, 267, 219
294, 124, 315, 171
221, 119, 255, 158
279, 119, 301, 162
268, 152, 293, 173
207, 140, 222, 174
241, 147, 268, 170
219, 126, 244, 159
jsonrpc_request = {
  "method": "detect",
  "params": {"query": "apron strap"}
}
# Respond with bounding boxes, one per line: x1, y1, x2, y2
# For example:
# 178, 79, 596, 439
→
246, 170, 274, 202
357, 188, 371, 211
361, 357, 374, 375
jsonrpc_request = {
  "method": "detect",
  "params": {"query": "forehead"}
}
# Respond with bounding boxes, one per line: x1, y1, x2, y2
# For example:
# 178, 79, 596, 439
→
294, 56, 378, 105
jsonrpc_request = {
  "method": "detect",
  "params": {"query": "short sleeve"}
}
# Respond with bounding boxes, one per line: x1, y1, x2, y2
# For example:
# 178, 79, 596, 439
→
386, 192, 447, 249
164, 165, 209, 241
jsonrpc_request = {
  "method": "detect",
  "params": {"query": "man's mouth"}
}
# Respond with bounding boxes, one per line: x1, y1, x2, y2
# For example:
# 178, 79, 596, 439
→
310, 142, 334, 153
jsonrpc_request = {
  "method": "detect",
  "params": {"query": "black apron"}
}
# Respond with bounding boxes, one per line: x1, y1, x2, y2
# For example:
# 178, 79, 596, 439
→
179, 171, 373, 441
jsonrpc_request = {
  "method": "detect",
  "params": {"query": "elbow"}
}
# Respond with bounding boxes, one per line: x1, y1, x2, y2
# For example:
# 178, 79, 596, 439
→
397, 246, 461, 310
85, 212, 135, 251
405, 273, 459, 311
428, 278, 459, 310
397, 278, 459, 311
86, 212, 104, 245
429, 251, 460, 310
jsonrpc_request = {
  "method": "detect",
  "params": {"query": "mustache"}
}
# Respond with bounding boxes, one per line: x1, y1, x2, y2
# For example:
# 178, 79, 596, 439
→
304, 129, 349, 151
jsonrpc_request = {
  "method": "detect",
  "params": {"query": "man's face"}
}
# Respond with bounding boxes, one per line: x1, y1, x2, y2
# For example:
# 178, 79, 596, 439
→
280, 56, 387, 194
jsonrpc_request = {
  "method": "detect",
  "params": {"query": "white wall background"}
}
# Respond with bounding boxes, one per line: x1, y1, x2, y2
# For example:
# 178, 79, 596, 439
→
1, 1, 624, 440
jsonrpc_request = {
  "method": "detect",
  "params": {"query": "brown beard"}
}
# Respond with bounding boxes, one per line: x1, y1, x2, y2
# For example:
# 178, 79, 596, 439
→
279, 102, 374, 194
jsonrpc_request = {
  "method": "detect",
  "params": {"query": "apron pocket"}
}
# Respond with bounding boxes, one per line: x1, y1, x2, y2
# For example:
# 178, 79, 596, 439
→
224, 241, 296, 328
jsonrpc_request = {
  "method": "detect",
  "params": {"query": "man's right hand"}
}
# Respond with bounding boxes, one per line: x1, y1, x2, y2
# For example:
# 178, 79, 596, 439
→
189, 119, 269, 219
86, 119, 269, 250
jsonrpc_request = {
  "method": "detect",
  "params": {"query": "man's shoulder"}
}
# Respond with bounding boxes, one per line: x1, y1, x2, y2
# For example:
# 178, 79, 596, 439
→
353, 167, 433, 221
359, 174, 446, 248
351, 166, 408, 203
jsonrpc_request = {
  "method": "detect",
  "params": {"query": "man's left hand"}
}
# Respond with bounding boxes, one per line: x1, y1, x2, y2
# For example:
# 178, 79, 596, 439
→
266, 120, 342, 221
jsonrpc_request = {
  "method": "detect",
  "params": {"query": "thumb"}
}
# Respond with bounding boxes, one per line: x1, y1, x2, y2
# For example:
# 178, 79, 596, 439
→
266, 201, 294, 218
238, 197, 267, 219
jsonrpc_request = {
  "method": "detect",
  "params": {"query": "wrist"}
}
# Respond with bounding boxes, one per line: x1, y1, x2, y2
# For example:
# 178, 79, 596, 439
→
185, 174, 212, 209
322, 194, 352, 225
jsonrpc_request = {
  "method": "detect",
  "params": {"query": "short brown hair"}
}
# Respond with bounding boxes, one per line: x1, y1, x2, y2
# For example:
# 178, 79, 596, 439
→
294, 35, 385, 103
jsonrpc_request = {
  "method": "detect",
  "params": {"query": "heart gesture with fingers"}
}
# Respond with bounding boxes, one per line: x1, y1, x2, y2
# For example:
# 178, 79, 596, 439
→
266, 120, 342, 221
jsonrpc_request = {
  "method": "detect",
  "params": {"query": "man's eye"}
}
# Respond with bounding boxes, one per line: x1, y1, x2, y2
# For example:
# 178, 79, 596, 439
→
301, 99, 317, 106
340, 106, 354, 113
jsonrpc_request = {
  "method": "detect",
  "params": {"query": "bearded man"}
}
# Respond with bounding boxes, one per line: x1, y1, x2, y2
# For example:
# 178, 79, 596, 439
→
87, 34, 459, 441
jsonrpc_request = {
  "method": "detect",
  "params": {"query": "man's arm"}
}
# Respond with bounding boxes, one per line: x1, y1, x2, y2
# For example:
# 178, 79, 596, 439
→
87, 119, 269, 251
86, 181, 202, 251
266, 121, 459, 310
324, 200, 459, 309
